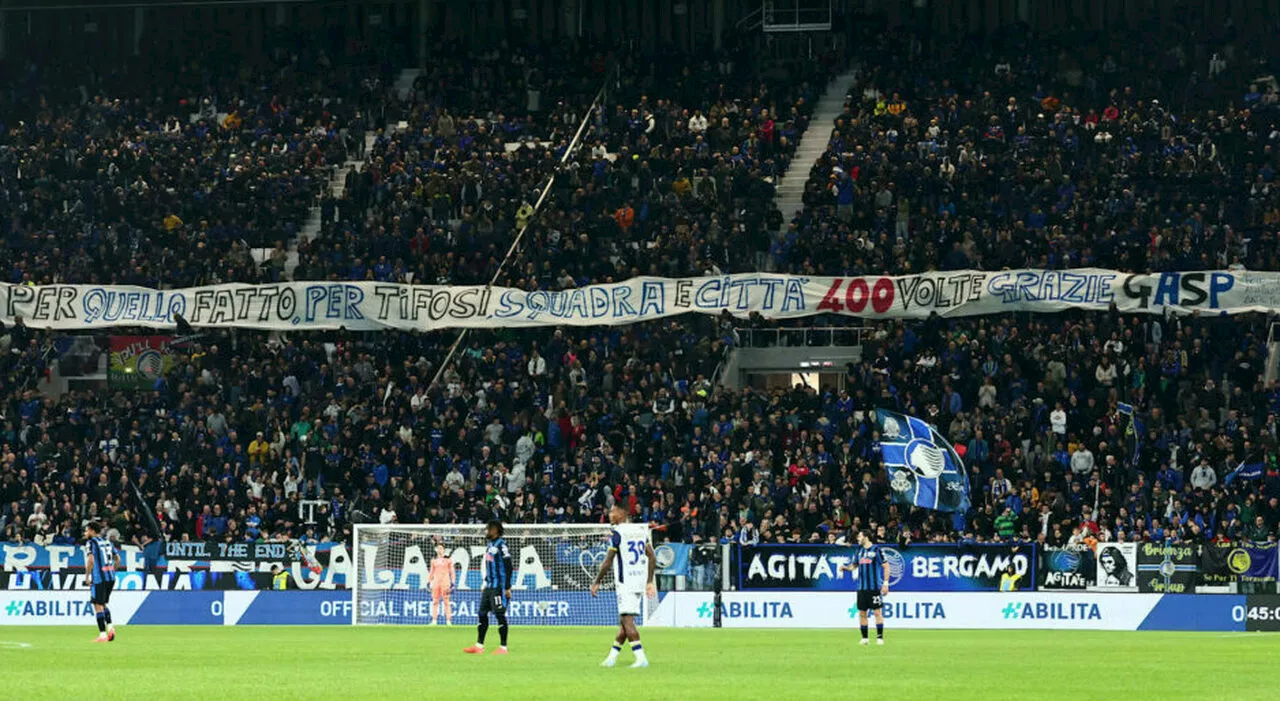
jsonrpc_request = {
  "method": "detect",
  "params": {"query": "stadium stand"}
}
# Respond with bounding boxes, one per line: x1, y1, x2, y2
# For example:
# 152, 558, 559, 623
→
295, 40, 837, 286
0, 49, 386, 288
786, 21, 1280, 276
1, 13, 1278, 557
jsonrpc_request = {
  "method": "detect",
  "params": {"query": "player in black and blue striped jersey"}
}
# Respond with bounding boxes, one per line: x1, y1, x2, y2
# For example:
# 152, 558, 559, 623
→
839, 530, 889, 646
84, 521, 120, 643
463, 520, 513, 655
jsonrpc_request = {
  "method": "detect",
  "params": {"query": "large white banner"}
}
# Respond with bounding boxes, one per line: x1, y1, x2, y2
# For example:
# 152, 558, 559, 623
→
1, 269, 1266, 331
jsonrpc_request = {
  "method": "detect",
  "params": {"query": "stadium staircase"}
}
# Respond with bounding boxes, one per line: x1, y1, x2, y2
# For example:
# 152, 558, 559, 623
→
252, 132, 376, 281
772, 67, 858, 231
394, 68, 421, 102
253, 69, 420, 280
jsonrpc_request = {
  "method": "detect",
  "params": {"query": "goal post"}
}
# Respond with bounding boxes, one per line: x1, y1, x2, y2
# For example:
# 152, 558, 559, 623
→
351, 523, 647, 626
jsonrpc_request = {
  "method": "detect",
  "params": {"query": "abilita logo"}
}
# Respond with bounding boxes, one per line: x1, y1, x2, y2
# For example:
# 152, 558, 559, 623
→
850, 601, 946, 620
1001, 601, 1101, 620
3, 600, 96, 617
696, 601, 793, 619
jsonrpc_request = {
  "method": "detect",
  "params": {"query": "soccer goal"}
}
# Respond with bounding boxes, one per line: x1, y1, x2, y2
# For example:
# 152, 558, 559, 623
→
351, 523, 643, 626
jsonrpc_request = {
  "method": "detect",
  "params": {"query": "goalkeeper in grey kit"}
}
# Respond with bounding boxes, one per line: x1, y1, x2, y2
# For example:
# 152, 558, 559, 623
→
463, 520, 513, 655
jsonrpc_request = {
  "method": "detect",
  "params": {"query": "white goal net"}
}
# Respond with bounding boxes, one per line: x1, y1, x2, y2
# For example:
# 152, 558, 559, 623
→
351, 523, 642, 626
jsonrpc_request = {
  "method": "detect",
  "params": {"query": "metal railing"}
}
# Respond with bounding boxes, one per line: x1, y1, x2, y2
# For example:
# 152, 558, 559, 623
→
739, 0, 833, 32
1266, 321, 1280, 384
735, 5, 763, 30
762, 0, 833, 32
734, 326, 870, 348
299, 500, 327, 525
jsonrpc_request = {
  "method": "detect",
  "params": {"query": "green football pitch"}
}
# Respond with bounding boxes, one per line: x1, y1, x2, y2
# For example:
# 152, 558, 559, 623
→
0, 626, 1274, 701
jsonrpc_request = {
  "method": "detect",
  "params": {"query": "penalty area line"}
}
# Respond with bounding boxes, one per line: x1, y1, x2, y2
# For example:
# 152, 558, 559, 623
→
0, 641, 33, 649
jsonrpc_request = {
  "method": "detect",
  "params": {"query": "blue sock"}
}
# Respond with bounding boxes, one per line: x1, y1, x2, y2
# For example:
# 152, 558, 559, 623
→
876, 623, 884, 639
103, 608, 112, 625
860, 624, 868, 639
95, 612, 106, 633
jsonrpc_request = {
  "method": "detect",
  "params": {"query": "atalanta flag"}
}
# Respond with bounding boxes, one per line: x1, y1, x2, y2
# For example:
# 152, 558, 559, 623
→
875, 409, 971, 513
1224, 456, 1265, 486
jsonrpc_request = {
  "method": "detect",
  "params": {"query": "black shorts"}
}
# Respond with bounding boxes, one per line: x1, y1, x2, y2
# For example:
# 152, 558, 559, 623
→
90, 581, 114, 606
856, 590, 882, 611
478, 588, 507, 616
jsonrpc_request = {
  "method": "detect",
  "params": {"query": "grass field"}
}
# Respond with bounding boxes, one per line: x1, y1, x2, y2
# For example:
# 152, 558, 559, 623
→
0, 626, 1275, 701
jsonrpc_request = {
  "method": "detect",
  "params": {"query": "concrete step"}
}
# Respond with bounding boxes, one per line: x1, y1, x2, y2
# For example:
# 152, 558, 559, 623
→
770, 66, 861, 232
394, 68, 421, 102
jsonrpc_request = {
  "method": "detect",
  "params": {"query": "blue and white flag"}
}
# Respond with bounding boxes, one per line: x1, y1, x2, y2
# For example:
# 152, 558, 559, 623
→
1224, 456, 1265, 486
874, 409, 970, 513
654, 543, 693, 576
1117, 403, 1145, 467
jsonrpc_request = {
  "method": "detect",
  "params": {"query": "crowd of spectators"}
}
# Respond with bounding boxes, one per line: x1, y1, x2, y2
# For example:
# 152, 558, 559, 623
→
787, 22, 1280, 276
296, 39, 837, 287
1, 48, 386, 288
4, 306, 1278, 551
2, 20, 1279, 564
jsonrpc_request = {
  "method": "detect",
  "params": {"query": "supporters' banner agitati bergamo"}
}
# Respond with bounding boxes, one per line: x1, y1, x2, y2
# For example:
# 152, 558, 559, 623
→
1, 269, 1266, 330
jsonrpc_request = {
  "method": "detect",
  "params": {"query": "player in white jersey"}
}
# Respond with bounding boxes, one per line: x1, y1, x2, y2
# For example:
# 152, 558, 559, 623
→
590, 503, 655, 668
